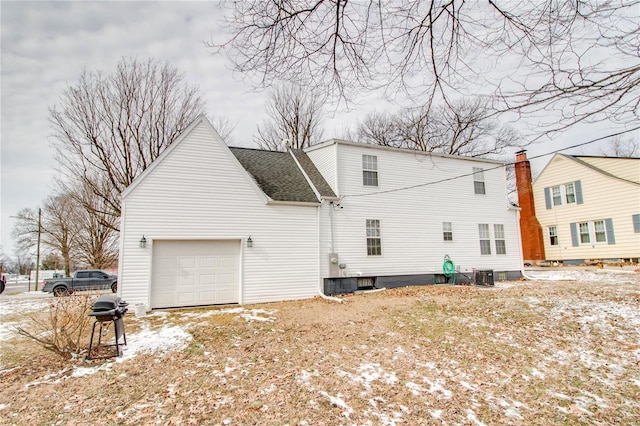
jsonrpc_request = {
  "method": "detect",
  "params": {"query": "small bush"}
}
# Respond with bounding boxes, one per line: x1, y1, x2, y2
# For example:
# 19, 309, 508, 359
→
15, 293, 98, 359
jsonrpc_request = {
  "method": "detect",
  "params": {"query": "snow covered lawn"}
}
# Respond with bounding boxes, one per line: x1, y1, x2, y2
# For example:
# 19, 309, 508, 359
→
1, 268, 639, 425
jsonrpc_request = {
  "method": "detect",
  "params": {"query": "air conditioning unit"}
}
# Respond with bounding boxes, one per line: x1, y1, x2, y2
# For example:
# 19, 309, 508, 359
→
474, 269, 494, 286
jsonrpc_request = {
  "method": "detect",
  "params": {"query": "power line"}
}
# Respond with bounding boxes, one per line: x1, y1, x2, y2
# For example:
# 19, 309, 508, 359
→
342, 126, 640, 198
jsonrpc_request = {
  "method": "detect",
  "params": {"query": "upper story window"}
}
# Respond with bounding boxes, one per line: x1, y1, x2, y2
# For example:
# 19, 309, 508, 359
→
565, 182, 576, 204
442, 222, 453, 241
362, 154, 378, 186
548, 226, 559, 246
552, 186, 562, 206
473, 167, 485, 194
366, 219, 382, 256
545, 181, 582, 209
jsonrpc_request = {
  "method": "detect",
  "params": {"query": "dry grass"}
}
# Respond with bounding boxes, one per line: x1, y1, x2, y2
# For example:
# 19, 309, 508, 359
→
1, 276, 639, 425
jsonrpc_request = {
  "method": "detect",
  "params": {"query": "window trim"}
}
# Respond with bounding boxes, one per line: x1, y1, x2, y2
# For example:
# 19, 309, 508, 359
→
478, 223, 491, 255
548, 225, 559, 246
574, 219, 614, 245
633, 214, 640, 233
362, 154, 379, 187
473, 167, 486, 195
545, 181, 582, 209
494, 224, 506, 255
366, 219, 382, 256
442, 222, 453, 242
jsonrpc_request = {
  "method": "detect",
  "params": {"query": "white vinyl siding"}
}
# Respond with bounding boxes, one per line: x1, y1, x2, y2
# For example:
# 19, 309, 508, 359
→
315, 143, 522, 279
305, 143, 338, 193
119, 118, 320, 308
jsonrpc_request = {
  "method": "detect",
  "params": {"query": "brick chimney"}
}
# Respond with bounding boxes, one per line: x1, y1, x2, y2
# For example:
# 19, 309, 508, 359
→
514, 150, 546, 261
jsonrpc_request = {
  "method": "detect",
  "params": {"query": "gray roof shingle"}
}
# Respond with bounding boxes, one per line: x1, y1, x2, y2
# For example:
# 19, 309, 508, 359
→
291, 149, 337, 199
229, 147, 334, 203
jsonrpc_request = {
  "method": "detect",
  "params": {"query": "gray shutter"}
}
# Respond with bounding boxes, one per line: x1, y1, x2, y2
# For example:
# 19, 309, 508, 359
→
544, 187, 552, 209
570, 223, 579, 246
605, 218, 615, 244
574, 180, 583, 204
633, 214, 640, 233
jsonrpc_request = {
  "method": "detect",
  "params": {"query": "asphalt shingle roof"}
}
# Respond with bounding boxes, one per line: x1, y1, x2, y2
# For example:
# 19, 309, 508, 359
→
290, 149, 337, 199
229, 147, 334, 203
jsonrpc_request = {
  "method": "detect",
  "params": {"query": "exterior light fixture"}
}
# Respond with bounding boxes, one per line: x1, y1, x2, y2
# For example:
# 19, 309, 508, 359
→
247, 236, 253, 248
139, 236, 147, 248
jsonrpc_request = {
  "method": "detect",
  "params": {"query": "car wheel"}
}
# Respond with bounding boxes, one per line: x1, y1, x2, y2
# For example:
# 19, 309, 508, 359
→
111, 282, 117, 293
53, 286, 69, 297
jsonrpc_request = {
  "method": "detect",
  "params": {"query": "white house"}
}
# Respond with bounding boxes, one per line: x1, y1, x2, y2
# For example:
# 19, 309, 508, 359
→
532, 153, 640, 264
118, 115, 523, 309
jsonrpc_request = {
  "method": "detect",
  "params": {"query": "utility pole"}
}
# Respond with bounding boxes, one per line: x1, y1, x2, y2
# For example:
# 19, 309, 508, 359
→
35, 208, 42, 291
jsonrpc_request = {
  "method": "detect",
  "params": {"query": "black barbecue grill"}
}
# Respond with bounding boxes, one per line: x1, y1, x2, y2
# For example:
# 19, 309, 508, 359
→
87, 295, 128, 359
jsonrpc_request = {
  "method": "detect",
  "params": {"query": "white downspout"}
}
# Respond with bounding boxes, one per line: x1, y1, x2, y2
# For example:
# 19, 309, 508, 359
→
515, 207, 540, 281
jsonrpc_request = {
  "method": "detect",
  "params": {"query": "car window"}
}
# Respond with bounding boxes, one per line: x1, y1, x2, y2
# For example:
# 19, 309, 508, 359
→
76, 272, 89, 278
90, 271, 104, 278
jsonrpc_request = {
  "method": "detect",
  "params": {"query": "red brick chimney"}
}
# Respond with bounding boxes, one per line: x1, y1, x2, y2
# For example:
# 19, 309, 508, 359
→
515, 150, 546, 262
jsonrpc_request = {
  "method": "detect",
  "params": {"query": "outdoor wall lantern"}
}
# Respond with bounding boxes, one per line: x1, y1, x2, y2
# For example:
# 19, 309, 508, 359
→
139, 236, 147, 249
247, 236, 253, 248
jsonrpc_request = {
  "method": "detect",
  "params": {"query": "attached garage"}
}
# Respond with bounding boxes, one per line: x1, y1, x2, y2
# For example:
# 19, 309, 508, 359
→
151, 240, 241, 309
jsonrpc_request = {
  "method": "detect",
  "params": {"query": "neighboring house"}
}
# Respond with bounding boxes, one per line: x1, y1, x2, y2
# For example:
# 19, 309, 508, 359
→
528, 153, 640, 264
118, 115, 523, 310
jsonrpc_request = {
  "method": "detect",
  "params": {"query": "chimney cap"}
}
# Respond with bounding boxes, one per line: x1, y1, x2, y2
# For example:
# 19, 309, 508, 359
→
515, 150, 527, 155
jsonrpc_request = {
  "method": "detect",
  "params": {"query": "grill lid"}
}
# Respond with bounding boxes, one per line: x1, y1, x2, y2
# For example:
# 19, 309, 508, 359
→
91, 295, 121, 312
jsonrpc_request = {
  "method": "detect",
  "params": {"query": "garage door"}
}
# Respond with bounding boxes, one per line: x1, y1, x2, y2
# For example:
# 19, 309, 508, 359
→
151, 240, 240, 308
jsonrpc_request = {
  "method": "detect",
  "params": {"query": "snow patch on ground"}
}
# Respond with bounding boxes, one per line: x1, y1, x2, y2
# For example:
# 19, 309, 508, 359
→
118, 323, 192, 361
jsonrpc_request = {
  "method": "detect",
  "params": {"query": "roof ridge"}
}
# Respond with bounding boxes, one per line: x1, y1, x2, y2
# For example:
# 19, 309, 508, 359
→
568, 155, 640, 186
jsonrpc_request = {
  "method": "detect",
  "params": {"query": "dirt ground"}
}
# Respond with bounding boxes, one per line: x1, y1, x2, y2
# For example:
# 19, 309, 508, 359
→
1, 274, 639, 425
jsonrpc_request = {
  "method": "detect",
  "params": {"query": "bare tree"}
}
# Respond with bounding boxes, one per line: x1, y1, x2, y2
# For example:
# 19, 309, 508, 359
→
213, 1, 640, 132
12, 194, 81, 276
209, 113, 237, 144
356, 112, 402, 148
50, 57, 205, 230
356, 99, 522, 157
256, 85, 325, 150
71, 183, 119, 269
598, 135, 639, 157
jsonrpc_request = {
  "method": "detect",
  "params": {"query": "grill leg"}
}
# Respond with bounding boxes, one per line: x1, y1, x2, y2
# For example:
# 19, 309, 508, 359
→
87, 320, 101, 360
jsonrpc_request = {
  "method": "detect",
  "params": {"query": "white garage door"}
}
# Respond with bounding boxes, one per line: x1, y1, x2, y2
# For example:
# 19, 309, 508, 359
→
151, 240, 240, 308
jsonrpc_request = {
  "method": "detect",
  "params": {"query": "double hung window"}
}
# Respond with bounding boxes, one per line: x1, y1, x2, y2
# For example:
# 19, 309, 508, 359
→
366, 219, 382, 256
362, 155, 378, 186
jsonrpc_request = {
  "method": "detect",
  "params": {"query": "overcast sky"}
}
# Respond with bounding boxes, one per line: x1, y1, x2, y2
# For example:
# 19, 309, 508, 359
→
1, 1, 636, 261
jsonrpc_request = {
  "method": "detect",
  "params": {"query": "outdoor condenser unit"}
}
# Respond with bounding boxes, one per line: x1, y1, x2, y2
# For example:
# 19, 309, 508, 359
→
474, 269, 494, 286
